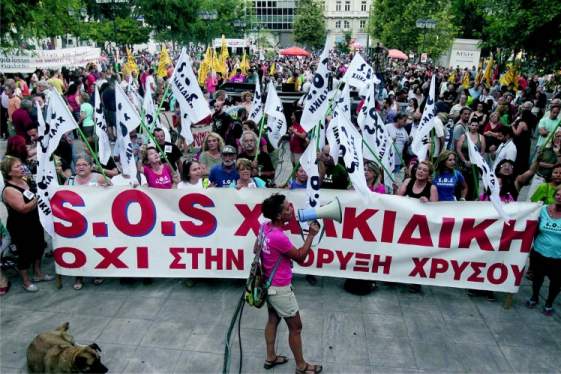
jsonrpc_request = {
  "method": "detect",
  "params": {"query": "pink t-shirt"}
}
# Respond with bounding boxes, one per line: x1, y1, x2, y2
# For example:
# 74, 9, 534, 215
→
261, 222, 293, 287
369, 184, 386, 194
144, 164, 173, 189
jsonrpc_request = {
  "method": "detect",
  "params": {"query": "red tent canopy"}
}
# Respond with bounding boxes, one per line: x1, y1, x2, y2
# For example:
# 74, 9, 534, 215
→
279, 46, 311, 57
388, 49, 408, 60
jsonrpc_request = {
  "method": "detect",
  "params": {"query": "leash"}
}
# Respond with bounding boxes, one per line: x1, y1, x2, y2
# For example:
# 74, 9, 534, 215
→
223, 290, 246, 374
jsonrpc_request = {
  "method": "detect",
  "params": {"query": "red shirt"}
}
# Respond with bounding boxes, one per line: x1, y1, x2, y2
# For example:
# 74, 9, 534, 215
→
289, 123, 308, 154
11, 108, 32, 137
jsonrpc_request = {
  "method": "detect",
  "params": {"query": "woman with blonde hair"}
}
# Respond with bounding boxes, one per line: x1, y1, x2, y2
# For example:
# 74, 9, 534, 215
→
199, 132, 225, 175
230, 158, 266, 189
240, 91, 253, 113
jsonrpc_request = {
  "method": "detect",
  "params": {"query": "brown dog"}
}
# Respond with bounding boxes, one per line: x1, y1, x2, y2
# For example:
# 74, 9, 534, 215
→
27, 322, 108, 373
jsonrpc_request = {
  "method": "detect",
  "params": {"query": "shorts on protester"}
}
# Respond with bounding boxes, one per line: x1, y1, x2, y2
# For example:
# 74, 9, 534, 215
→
267, 285, 299, 318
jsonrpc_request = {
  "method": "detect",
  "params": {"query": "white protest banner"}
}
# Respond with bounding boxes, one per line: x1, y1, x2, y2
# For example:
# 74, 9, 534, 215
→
466, 131, 510, 220
171, 48, 211, 125
115, 84, 140, 177
248, 75, 263, 124
410, 74, 436, 161
333, 115, 370, 202
332, 83, 351, 123
35, 102, 58, 237
44, 89, 78, 157
343, 53, 379, 89
0, 47, 101, 73
179, 108, 194, 145
94, 86, 111, 165
299, 137, 322, 209
301, 41, 331, 133
264, 81, 287, 149
51, 187, 540, 292
191, 123, 213, 152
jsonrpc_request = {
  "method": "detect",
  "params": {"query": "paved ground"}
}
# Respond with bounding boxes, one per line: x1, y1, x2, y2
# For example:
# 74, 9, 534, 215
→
1, 255, 560, 374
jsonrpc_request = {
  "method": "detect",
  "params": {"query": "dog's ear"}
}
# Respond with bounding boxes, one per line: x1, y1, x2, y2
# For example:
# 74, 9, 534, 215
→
57, 322, 70, 331
89, 343, 102, 353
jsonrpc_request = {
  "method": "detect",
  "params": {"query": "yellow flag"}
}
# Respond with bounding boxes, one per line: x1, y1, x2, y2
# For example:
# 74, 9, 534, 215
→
269, 62, 275, 76
122, 48, 138, 77
218, 35, 229, 77
240, 51, 250, 75
483, 55, 493, 87
499, 63, 518, 90
448, 70, 456, 83
462, 71, 470, 88
157, 46, 172, 78
475, 62, 483, 85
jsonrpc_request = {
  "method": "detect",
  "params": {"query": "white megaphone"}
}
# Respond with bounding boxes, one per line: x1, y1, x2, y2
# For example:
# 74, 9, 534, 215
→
297, 197, 343, 223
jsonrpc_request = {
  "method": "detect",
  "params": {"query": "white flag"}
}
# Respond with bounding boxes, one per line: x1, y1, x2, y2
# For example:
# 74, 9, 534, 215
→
94, 86, 111, 165
300, 41, 331, 133
332, 83, 351, 123
333, 115, 370, 202
264, 81, 287, 149
383, 138, 396, 192
115, 83, 141, 134
410, 75, 436, 161
358, 83, 390, 165
115, 83, 140, 178
179, 108, 194, 145
35, 102, 58, 237
299, 136, 321, 209
325, 120, 339, 163
44, 89, 78, 157
466, 131, 510, 220
343, 53, 380, 89
171, 48, 211, 124
248, 75, 264, 124
143, 83, 171, 142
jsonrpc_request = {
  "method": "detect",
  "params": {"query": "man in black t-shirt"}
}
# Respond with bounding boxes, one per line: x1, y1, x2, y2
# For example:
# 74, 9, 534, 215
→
211, 100, 234, 144
153, 128, 182, 174
318, 145, 350, 190
237, 130, 275, 184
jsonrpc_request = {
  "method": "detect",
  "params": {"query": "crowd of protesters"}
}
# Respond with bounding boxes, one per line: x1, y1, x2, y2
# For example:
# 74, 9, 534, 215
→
0, 47, 560, 321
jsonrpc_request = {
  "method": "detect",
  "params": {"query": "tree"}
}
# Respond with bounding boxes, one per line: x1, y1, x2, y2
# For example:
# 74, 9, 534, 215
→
368, 0, 456, 59
1, 0, 90, 51
293, 0, 326, 49
481, 0, 561, 70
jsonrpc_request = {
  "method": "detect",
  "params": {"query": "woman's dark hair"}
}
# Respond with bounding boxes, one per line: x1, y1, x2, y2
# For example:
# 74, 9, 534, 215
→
495, 159, 519, 200
181, 160, 199, 182
262, 193, 286, 221
546, 163, 561, 182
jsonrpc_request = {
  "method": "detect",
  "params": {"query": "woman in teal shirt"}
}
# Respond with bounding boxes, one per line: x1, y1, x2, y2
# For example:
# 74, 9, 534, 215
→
527, 184, 561, 316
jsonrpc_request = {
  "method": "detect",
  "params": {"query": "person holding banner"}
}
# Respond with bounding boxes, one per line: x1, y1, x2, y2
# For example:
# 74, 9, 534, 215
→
527, 184, 561, 317
65, 155, 109, 188
433, 151, 467, 201
142, 146, 177, 189
259, 194, 322, 374
230, 158, 266, 189
1, 156, 50, 292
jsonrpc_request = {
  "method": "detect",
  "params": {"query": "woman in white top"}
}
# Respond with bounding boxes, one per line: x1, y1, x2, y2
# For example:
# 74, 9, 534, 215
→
65, 154, 108, 290
178, 160, 209, 189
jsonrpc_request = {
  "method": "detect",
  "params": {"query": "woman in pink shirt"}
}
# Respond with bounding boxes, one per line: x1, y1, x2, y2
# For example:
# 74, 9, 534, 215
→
258, 194, 322, 374
365, 161, 386, 194
205, 72, 218, 98
142, 146, 176, 189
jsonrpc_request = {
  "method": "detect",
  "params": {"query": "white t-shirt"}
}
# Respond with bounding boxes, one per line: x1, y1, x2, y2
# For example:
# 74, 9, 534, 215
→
385, 123, 409, 167
145, 75, 156, 91
111, 174, 147, 187
177, 180, 205, 190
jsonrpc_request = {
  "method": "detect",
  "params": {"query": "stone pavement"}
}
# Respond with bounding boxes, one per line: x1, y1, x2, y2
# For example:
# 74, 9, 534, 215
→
1, 256, 560, 374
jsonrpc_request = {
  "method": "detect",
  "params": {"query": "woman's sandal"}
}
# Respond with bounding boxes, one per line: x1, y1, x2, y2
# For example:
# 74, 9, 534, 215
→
295, 363, 323, 374
73, 282, 83, 290
264, 355, 288, 369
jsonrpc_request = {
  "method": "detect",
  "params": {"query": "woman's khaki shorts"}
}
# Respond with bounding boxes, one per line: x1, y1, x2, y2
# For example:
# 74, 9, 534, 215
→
267, 285, 299, 318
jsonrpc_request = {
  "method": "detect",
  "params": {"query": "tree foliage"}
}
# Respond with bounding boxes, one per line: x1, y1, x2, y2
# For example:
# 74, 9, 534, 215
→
368, 0, 456, 58
293, 0, 326, 49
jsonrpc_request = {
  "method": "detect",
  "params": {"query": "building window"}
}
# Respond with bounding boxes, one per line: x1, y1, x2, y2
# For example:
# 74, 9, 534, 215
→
345, 1, 350, 11
336, 1, 341, 11
361, 1, 367, 11
336, 20, 341, 29
360, 19, 366, 29
344, 20, 350, 29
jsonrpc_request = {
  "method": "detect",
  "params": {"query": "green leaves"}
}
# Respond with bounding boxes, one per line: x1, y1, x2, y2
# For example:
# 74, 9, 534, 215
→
294, 0, 326, 49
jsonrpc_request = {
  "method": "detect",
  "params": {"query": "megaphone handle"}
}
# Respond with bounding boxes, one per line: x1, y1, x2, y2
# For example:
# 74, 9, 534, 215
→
297, 220, 326, 247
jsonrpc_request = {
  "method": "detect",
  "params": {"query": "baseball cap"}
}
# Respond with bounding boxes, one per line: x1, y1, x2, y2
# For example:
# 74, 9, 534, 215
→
222, 145, 237, 155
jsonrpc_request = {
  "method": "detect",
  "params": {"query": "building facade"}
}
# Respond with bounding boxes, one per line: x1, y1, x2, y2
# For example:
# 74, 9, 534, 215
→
250, 0, 372, 48
324, 0, 372, 48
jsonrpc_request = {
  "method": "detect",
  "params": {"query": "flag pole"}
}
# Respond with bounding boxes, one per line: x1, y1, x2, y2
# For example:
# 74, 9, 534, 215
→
75, 126, 110, 184
362, 140, 396, 184
140, 119, 172, 166
254, 116, 267, 162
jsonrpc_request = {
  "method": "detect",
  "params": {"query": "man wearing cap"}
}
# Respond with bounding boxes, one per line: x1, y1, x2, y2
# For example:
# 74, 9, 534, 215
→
209, 145, 239, 187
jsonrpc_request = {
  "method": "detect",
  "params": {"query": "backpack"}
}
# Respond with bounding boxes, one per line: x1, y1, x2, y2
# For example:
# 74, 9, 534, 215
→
244, 225, 282, 308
